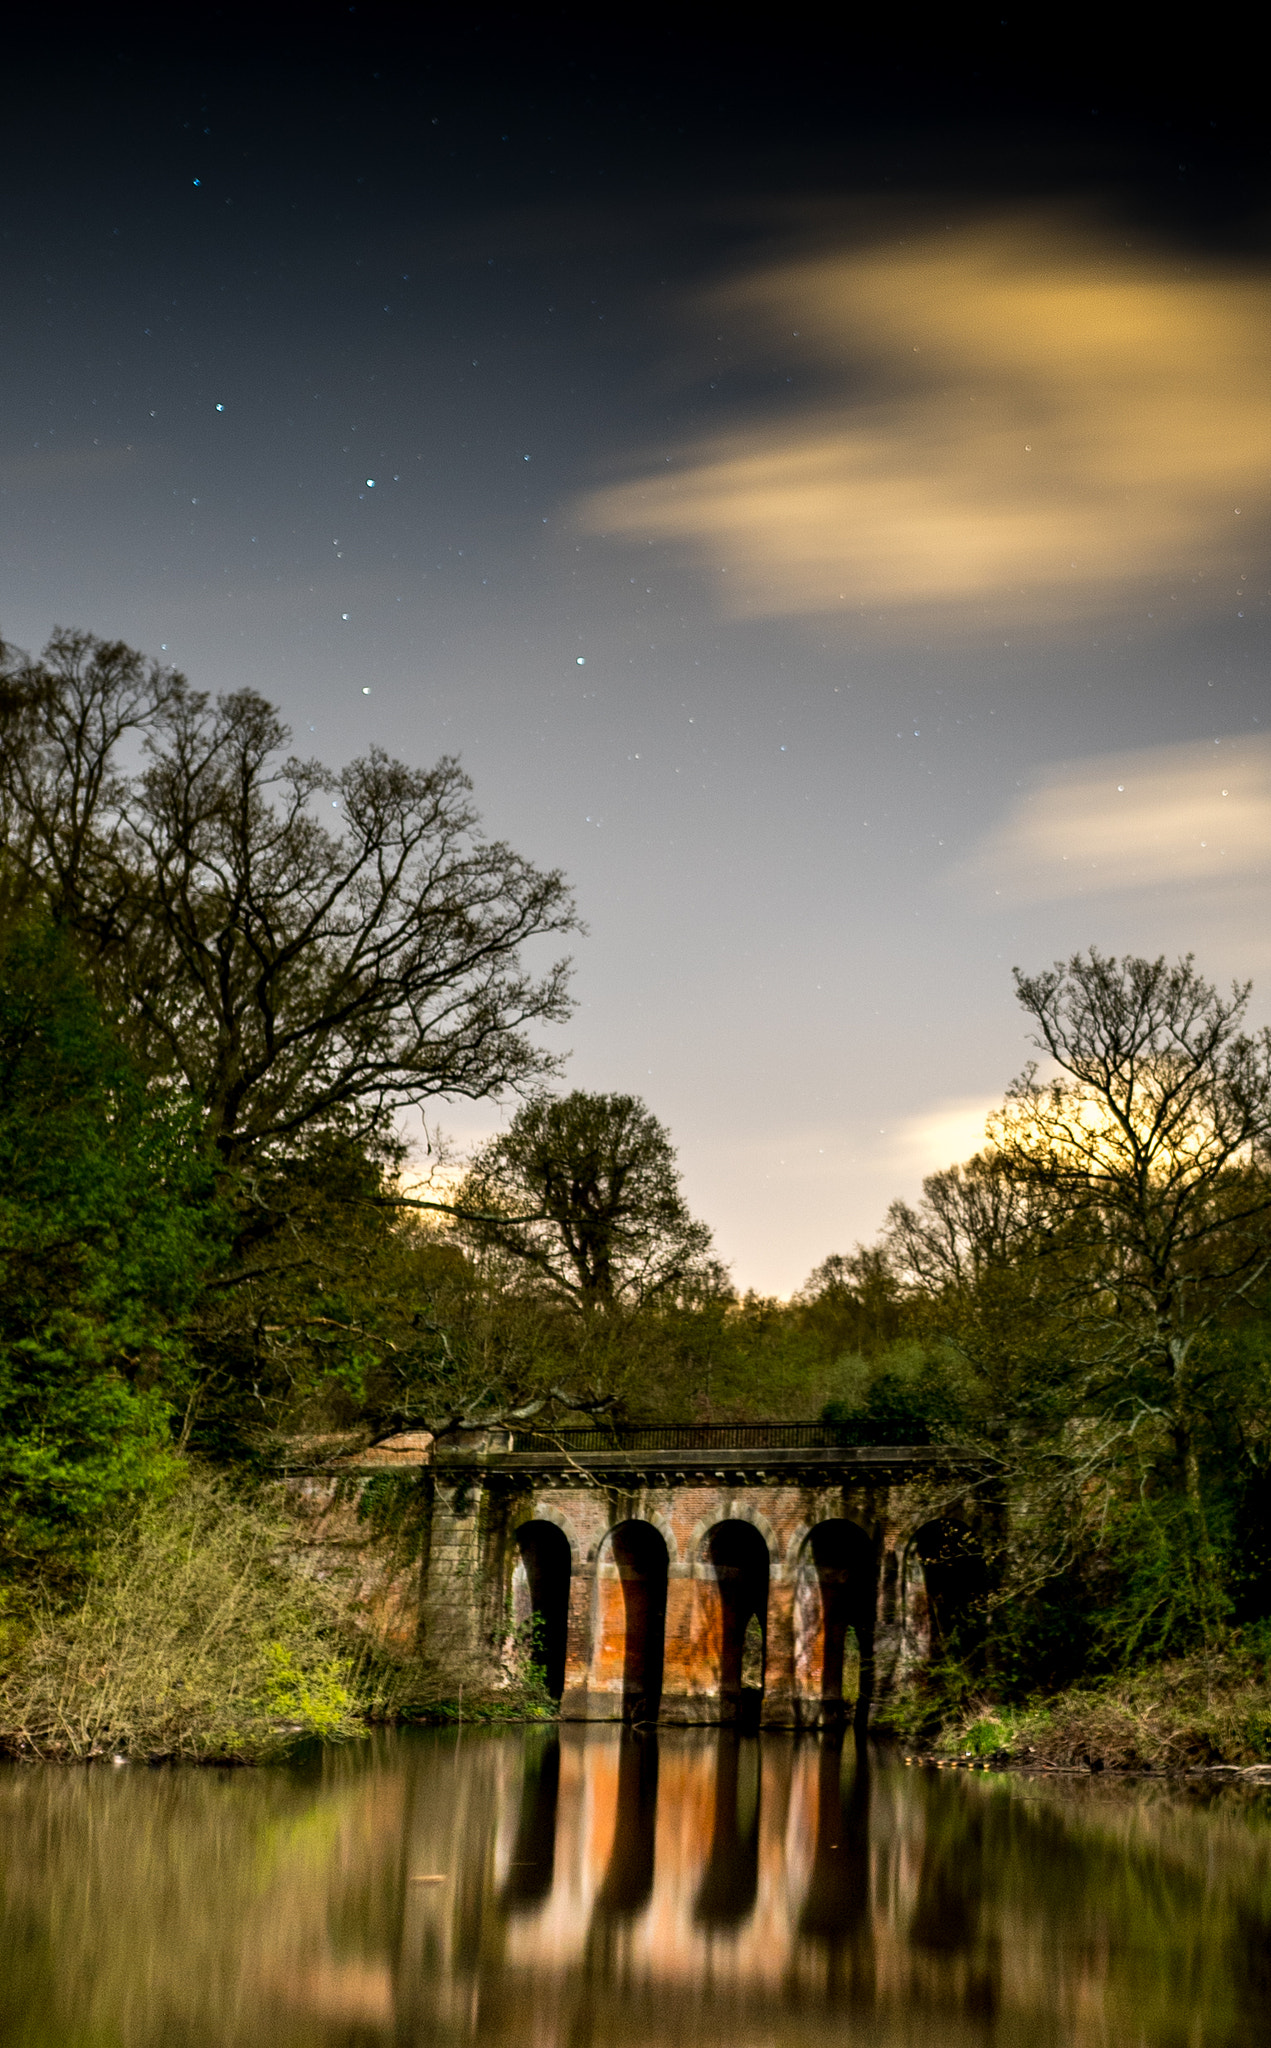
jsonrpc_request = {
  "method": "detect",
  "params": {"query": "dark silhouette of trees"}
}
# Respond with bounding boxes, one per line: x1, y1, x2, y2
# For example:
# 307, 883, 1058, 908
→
456, 1090, 713, 1314
0, 630, 578, 1167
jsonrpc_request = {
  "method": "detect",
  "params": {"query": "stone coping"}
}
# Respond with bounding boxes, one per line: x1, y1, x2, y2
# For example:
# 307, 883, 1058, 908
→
280, 1442, 985, 1479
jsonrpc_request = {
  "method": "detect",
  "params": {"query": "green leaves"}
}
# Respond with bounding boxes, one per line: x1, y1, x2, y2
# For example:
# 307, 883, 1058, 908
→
0, 1469, 360, 1759
0, 917, 218, 1577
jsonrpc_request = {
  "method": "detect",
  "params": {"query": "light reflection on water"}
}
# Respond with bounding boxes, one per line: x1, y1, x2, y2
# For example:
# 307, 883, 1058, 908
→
3, 1726, 1271, 2046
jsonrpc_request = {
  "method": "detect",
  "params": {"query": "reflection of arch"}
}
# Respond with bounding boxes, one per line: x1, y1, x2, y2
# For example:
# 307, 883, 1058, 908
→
797, 1733, 872, 1971
593, 1730, 659, 1924
704, 1520, 770, 1723
693, 1732, 761, 1928
911, 1519, 988, 1650
502, 1732, 560, 1912
604, 1520, 669, 1721
514, 1521, 572, 1700
795, 1521, 875, 1726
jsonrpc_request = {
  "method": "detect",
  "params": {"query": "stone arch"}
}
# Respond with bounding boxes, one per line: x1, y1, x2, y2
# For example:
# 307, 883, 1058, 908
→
907, 1516, 988, 1653
512, 1519, 573, 1701
793, 1520, 875, 1721
685, 1500, 780, 1570
521, 1502, 582, 1566
699, 1518, 771, 1725
644, 1506, 680, 1566
594, 1519, 670, 1721
783, 1521, 813, 1572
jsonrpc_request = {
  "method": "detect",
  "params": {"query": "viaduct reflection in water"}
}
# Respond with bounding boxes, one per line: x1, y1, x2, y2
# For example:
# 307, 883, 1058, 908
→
5, 1725, 1271, 2048
487, 1723, 886, 2018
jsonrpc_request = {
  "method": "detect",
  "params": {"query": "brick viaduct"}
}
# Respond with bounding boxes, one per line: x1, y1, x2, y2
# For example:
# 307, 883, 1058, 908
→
292, 1423, 990, 1728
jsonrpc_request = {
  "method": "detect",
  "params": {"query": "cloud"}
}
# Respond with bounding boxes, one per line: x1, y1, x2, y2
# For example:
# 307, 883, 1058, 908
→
962, 734, 1271, 903
887, 1095, 1001, 1172
577, 214, 1271, 624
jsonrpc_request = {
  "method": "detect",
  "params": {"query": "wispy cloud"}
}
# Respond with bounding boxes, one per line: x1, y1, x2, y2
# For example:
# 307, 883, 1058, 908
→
886, 1095, 1001, 1172
577, 213, 1271, 625
961, 734, 1271, 903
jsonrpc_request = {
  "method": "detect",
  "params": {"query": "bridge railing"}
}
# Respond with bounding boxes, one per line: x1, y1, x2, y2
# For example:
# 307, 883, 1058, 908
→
506, 1420, 943, 1454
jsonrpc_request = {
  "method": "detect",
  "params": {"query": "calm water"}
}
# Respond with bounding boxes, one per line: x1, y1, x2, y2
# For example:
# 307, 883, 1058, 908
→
2, 1728, 1270, 2047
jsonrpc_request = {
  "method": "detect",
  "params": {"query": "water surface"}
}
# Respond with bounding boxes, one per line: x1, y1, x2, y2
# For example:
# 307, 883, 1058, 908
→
2, 1727, 1270, 2046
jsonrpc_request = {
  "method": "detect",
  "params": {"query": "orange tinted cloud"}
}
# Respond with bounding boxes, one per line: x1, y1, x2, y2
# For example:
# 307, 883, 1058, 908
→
579, 216, 1271, 622
962, 734, 1271, 902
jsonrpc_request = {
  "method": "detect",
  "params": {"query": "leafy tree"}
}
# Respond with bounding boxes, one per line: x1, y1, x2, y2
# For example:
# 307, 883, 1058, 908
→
794, 1246, 907, 1357
456, 1091, 713, 1315
0, 629, 578, 1167
0, 917, 216, 1582
880, 952, 1271, 1682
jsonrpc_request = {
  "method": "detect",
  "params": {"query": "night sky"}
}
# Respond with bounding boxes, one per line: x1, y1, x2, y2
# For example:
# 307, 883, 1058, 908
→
4, 13, 1269, 1291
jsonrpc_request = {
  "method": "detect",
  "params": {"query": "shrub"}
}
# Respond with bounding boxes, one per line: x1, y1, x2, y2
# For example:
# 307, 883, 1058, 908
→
0, 1465, 361, 1761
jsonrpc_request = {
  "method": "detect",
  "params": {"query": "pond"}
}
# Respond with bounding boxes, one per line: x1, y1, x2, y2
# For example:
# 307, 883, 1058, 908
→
2, 1727, 1270, 2046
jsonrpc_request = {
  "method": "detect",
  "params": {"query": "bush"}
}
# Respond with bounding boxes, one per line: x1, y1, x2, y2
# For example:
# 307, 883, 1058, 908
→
0, 1466, 361, 1761
0, 917, 219, 1584
900, 1633, 1271, 1770
821, 1342, 969, 1444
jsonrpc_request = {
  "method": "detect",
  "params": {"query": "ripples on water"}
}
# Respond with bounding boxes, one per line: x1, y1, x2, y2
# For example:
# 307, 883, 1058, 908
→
3, 1727, 1270, 2046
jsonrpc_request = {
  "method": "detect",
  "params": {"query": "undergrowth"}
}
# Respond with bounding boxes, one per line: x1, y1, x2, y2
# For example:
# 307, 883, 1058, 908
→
0, 1465, 361, 1762
879, 1630, 1271, 1770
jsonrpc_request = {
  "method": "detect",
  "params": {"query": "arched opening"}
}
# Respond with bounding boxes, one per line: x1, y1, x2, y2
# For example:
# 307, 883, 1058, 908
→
514, 1521, 572, 1700
795, 1520, 875, 1727
608, 1520, 669, 1721
912, 1519, 988, 1653
704, 1520, 770, 1724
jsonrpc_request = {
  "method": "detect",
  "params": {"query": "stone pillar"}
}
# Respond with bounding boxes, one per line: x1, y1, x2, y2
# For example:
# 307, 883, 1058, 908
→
585, 1552, 628, 1716
761, 1570, 798, 1727
419, 1473, 493, 1677
659, 1566, 701, 1721
559, 1560, 596, 1716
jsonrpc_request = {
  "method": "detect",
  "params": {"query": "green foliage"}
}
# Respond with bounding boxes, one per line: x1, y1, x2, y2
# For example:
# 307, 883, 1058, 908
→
821, 1342, 971, 1444
0, 1465, 361, 1760
1092, 1495, 1233, 1666
935, 1632, 1271, 1768
503, 1610, 557, 1715
8, 707, 1271, 1760
795, 1247, 906, 1356
0, 917, 218, 1579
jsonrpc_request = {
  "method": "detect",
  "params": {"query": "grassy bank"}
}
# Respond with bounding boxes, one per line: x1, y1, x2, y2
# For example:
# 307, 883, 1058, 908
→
879, 1637, 1271, 1772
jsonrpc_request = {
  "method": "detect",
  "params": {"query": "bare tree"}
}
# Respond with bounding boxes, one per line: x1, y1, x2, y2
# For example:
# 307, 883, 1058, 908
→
887, 1151, 1049, 1297
993, 948, 1271, 1493
0, 630, 578, 1165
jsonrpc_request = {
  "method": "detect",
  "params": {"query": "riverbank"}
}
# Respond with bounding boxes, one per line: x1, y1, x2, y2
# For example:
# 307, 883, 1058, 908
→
883, 1639, 1271, 1773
